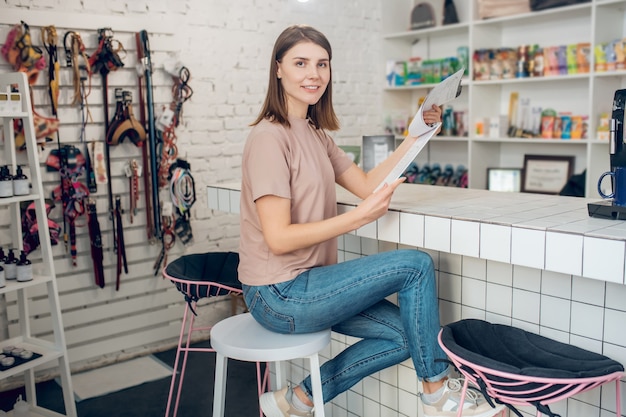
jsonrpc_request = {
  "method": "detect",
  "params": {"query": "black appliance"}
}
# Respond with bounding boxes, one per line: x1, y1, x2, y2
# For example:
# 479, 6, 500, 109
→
588, 89, 626, 219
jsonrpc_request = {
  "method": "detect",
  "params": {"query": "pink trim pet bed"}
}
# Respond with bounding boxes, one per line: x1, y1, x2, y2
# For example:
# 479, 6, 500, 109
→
438, 319, 624, 417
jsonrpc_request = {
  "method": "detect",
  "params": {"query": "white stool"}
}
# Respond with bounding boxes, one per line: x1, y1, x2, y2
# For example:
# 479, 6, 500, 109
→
211, 312, 331, 417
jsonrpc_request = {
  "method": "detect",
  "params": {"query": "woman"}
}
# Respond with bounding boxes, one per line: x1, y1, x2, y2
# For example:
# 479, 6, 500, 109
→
239, 24, 501, 417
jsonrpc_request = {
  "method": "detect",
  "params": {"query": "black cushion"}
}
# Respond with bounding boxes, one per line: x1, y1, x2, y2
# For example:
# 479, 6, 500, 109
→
166, 251, 241, 300
441, 319, 624, 379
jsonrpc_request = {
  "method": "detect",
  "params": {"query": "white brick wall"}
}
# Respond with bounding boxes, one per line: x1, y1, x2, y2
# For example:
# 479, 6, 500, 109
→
0, 0, 383, 379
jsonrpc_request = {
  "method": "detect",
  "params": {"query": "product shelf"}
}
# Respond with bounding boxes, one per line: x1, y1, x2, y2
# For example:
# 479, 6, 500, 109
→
0, 274, 54, 296
0, 336, 64, 380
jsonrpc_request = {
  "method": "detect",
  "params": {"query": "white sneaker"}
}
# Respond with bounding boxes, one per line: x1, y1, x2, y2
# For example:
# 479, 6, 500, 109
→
421, 378, 504, 417
259, 386, 314, 417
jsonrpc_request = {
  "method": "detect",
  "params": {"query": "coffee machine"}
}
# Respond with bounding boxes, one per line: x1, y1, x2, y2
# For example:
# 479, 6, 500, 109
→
588, 89, 626, 219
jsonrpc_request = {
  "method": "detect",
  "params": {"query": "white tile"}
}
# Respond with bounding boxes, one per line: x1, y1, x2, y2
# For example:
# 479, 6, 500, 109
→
380, 381, 398, 411
462, 277, 486, 310
439, 252, 462, 275
486, 261, 513, 286
486, 283, 512, 317
571, 301, 604, 340
582, 236, 625, 284
512, 265, 542, 292
439, 272, 462, 303
462, 256, 487, 280
399, 213, 424, 247
539, 326, 569, 344
604, 309, 626, 347
461, 305, 486, 320
424, 216, 451, 252
363, 376, 380, 402
363, 397, 380, 417
379, 365, 397, 386
229, 190, 240, 214
378, 211, 400, 243
540, 294, 571, 332
398, 390, 418, 417
572, 276, 605, 307
439, 300, 462, 326
545, 232, 583, 276
344, 234, 361, 254
511, 227, 545, 269
541, 270, 572, 298
347, 390, 364, 417
606, 282, 626, 312
207, 186, 218, 210
512, 288, 540, 324
480, 223, 511, 263
397, 364, 417, 395
450, 219, 479, 257
361, 238, 379, 256
357, 220, 377, 239
217, 188, 230, 212
570, 334, 602, 355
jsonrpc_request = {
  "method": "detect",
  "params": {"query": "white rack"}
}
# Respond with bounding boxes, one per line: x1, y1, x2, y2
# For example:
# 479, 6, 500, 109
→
382, 0, 625, 197
0, 72, 76, 417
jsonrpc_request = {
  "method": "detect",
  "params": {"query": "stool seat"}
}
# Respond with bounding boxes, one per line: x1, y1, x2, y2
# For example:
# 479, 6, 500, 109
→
211, 313, 331, 362
211, 313, 331, 417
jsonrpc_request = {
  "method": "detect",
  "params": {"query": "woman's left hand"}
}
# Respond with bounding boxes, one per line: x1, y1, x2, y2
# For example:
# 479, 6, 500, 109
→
422, 104, 442, 125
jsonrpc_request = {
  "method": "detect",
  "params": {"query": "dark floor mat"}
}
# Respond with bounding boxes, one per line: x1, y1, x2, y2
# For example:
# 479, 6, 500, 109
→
0, 340, 264, 417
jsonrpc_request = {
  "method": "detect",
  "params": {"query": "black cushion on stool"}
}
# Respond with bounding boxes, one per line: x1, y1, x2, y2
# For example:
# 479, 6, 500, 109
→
441, 319, 624, 379
166, 251, 241, 301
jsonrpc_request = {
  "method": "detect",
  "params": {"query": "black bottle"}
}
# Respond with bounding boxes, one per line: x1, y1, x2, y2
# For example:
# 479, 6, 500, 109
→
4, 249, 18, 280
0, 166, 12, 198
12, 165, 29, 196
16, 250, 32, 282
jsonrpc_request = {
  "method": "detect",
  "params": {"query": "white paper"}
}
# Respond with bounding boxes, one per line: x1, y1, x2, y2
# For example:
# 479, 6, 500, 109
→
375, 68, 464, 192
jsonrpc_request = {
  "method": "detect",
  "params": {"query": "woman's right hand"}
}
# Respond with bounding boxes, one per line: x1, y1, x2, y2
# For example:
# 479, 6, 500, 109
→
355, 177, 405, 226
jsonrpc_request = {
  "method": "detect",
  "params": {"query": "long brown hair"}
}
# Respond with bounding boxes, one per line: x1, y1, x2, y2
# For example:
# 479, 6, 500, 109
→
251, 24, 340, 131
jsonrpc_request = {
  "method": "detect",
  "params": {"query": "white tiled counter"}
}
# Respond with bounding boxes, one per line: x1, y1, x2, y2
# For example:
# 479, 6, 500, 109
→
207, 183, 626, 417
208, 183, 626, 284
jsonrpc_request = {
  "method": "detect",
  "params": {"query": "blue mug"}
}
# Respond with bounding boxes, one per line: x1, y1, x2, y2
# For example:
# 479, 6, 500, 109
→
598, 167, 626, 206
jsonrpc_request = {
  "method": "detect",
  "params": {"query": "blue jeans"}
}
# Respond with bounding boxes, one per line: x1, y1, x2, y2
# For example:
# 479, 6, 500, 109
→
242, 249, 449, 403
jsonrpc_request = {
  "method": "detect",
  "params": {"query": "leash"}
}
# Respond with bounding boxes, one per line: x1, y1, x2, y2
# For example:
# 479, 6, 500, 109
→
137, 29, 162, 240
153, 213, 175, 276
87, 199, 105, 288
157, 66, 193, 188
126, 159, 141, 224
47, 145, 89, 266
135, 32, 156, 242
114, 196, 128, 290
91, 28, 127, 288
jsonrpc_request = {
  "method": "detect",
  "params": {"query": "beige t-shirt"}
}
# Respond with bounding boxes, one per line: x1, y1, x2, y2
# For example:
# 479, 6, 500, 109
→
238, 116, 353, 286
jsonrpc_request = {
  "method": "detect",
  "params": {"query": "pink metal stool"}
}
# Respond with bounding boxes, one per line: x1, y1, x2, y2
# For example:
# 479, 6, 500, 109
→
438, 319, 624, 417
163, 251, 268, 417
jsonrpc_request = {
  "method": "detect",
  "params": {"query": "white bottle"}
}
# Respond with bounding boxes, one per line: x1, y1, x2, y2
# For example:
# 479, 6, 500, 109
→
0, 265, 5, 288
13, 394, 30, 417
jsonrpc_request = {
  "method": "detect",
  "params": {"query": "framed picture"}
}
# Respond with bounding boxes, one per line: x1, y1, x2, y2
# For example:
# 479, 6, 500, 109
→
522, 155, 574, 194
487, 168, 523, 192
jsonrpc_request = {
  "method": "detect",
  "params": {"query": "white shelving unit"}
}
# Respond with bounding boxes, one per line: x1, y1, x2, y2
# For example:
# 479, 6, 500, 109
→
0, 73, 76, 417
382, 0, 626, 197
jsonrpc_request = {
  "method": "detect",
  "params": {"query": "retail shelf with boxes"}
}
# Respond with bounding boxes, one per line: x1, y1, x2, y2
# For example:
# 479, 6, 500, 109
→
382, 0, 626, 197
